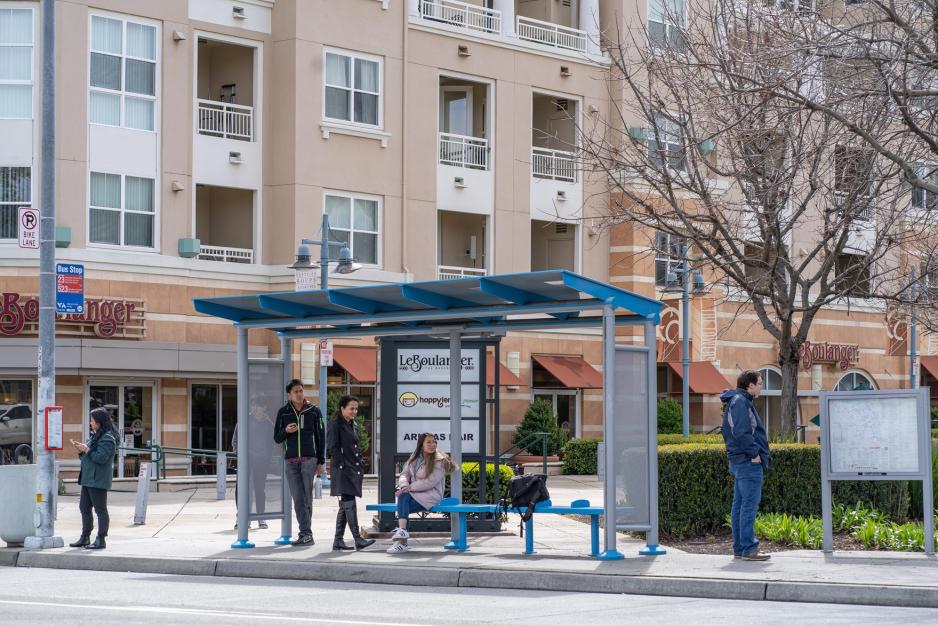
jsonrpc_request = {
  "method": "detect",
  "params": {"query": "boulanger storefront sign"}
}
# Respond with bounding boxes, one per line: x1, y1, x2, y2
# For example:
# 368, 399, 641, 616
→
396, 348, 480, 382
799, 341, 860, 371
0, 292, 144, 338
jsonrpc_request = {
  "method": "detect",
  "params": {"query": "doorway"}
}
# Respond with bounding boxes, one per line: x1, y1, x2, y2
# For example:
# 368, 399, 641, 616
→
190, 383, 237, 475
87, 382, 156, 478
533, 389, 579, 439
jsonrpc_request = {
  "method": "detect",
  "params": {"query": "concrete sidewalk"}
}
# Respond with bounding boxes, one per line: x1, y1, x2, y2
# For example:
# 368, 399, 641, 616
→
3, 475, 937, 608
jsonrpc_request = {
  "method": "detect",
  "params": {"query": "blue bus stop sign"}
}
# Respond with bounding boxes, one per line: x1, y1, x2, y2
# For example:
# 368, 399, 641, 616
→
56, 263, 85, 314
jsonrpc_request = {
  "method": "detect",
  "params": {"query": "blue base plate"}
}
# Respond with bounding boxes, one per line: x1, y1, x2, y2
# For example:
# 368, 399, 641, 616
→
639, 544, 667, 556
274, 536, 292, 546
230, 539, 255, 549
442, 541, 467, 552
596, 549, 625, 561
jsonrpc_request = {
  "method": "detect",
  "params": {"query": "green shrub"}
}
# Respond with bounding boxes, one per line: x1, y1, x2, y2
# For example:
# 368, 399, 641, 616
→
562, 438, 601, 474
513, 399, 567, 456
658, 443, 911, 537
657, 433, 724, 446
657, 398, 683, 434
908, 441, 938, 516
460, 461, 513, 504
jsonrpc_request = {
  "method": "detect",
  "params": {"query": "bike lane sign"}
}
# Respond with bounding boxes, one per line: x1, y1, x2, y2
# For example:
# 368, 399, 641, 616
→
56, 263, 85, 314
18, 207, 39, 249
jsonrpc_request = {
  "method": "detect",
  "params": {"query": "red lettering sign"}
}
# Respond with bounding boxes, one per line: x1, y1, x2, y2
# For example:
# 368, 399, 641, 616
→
0, 292, 140, 338
798, 341, 860, 371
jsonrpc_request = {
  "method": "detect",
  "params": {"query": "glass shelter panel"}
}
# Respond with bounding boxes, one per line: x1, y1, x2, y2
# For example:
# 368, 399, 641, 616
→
614, 347, 651, 527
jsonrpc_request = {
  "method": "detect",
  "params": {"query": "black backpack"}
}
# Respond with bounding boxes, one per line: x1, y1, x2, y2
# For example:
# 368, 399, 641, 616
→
502, 473, 550, 523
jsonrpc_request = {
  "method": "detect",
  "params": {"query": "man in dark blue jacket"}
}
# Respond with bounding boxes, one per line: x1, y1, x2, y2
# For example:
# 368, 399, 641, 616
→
721, 370, 771, 561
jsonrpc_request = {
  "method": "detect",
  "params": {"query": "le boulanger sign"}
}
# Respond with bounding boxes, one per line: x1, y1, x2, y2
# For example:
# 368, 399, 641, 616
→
1, 292, 144, 338
799, 341, 860, 371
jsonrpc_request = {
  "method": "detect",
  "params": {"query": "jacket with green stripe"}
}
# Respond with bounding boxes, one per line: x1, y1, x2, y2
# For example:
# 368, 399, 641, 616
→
273, 401, 324, 461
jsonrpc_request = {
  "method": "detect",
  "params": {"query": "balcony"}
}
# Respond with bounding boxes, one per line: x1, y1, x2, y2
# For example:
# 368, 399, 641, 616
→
438, 265, 487, 280
195, 185, 255, 264
531, 92, 581, 222
197, 99, 254, 141
532, 147, 576, 182
516, 16, 586, 54
420, 0, 501, 35
438, 210, 487, 280
198, 244, 253, 264
439, 133, 489, 170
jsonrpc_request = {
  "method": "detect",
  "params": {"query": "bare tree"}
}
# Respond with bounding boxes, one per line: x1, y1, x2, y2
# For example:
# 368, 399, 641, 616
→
579, 1, 937, 435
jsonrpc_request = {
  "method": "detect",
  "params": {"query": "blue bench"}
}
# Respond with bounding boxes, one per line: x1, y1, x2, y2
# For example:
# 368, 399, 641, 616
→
366, 497, 498, 552
508, 499, 603, 557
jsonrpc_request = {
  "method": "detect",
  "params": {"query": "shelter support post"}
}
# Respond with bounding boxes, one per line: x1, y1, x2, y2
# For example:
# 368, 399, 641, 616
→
276, 335, 294, 545
232, 326, 254, 548
597, 305, 624, 560
640, 319, 666, 555
444, 330, 464, 550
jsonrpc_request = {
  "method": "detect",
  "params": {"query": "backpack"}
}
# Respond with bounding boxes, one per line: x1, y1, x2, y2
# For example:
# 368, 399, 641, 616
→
502, 473, 550, 523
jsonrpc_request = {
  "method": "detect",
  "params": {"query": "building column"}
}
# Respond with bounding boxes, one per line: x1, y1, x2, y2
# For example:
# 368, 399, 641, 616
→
579, 0, 601, 56
494, 0, 515, 37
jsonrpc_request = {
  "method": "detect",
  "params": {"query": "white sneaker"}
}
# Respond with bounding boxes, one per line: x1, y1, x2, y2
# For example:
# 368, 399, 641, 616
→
391, 528, 410, 540
387, 542, 410, 554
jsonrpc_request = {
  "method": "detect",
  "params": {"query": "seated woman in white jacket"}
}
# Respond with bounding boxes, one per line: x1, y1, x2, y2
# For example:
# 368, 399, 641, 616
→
388, 432, 457, 554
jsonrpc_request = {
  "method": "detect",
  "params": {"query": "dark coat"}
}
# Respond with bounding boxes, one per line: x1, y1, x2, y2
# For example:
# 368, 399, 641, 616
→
329, 415, 363, 497
720, 388, 771, 469
273, 401, 324, 461
78, 431, 116, 490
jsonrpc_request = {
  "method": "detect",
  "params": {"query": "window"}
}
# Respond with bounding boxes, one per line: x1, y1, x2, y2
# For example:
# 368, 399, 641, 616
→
834, 253, 871, 297
0, 166, 30, 240
835, 372, 874, 391
911, 163, 938, 211
648, 0, 686, 51
89, 14, 158, 130
324, 50, 381, 127
324, 192, 379, 265
0, 8, 33, 119
655, 230, 686, 286
649, 112, 685, 171
0, 379, 33, 464
89, 172, 155, 248
834, 145, 874, 220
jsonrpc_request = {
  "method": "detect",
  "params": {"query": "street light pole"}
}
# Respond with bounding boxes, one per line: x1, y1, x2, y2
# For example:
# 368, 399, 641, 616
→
910, 267, 919, 390
681, 259, 691, 439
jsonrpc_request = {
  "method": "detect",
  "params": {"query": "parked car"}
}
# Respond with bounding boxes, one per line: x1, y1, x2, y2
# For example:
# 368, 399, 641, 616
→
0, 403, 32, 449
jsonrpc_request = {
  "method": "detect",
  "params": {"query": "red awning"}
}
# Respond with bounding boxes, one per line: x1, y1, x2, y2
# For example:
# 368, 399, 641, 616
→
920, 356, 938, 379
532, 355, 603, 389
486, 353, 525, 386
667, 361, 731, 394
333, 346, 377, 383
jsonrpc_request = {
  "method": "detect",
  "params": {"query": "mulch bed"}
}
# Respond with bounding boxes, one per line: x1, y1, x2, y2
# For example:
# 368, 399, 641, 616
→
665, 529, 864, 555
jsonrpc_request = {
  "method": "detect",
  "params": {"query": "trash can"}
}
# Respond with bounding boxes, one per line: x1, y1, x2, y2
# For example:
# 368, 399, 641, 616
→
0, 464, 37, 547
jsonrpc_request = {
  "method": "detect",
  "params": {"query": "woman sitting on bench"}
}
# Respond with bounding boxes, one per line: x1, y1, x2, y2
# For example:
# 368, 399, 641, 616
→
388, 433, 457, 554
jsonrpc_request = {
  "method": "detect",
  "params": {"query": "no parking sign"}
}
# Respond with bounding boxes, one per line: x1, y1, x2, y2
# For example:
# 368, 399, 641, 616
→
18, 207, 38, 249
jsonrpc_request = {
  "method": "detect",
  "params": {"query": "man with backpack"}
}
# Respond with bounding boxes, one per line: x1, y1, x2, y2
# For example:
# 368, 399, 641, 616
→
720, 370, 771, 562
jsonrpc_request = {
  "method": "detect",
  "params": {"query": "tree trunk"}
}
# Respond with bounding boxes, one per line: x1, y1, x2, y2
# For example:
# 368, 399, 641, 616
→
778, 344, 802, 441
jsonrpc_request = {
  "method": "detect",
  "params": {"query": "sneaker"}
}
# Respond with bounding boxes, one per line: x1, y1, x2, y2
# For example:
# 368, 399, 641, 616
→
391, 528, 410, 540
733, 554, 741, 559
291, 534, 314, 547
387, 542, 410, 554
258, 522, 269, 530
741, 551, 771, 561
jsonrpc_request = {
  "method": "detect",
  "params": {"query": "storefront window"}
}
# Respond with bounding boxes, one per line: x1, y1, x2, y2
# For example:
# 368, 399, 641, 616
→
0, 379, 33, 464
326, 367, 376, 473
835, 372, 875, 391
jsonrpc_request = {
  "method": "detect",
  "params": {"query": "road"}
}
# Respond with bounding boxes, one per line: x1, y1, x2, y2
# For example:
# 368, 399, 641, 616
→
1, 568, 937, 625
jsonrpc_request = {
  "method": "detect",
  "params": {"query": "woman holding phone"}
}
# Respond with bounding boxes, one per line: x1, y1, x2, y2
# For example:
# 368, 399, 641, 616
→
69, 408, 117, 550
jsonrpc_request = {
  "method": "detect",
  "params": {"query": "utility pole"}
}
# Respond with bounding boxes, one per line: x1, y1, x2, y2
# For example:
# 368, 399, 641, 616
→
25, 0, 63, 550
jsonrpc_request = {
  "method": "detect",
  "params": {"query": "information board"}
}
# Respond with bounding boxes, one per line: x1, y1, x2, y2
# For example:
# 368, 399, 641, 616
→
828, 396, 921, 474
44, 406, 64, 451
55, 263, 85, 314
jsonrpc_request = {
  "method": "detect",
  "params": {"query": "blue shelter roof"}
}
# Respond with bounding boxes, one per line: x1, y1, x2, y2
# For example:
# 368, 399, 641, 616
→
192, 270, 662, 337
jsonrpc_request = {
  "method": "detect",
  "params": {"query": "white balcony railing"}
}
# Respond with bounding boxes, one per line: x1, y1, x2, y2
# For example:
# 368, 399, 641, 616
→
532, 147, 577, 182
420, 0, 501, 35
833, 192, 874, 222
516, 16, 587, 53
198, 245, 254, 264
197, 99, 254, 141
439, 132, 489, 170
438, 265, 487, 280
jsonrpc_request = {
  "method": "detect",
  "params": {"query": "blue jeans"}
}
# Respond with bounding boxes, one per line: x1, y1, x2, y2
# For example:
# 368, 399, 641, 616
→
396, 492, 427, 527
730, 461, 764, 556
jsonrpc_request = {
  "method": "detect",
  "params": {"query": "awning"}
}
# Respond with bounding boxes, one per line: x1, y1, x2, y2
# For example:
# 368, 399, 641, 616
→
532, 355, 603, 389
333, 346, 377, 383
486, 353, 525, 387
667, 361, 731, 394
920, 356, 938, 380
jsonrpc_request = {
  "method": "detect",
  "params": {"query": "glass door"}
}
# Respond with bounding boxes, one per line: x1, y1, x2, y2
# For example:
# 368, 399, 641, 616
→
190, 383, 237, 475
533, 389, 580, 439
88, 383, 155, 478
440, 86, 473, 136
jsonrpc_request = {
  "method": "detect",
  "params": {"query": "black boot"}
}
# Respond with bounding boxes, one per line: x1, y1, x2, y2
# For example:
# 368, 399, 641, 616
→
85, 535, 106, 550
332, 506, 353, 551
342, 501, 375, 550
69, 534, 90, 548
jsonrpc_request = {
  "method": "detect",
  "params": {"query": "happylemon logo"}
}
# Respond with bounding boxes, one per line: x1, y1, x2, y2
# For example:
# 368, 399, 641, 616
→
399, 391, 418, 408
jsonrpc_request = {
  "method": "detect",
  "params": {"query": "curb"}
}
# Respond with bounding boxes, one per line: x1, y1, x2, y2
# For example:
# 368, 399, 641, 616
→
5, 551, 938, 609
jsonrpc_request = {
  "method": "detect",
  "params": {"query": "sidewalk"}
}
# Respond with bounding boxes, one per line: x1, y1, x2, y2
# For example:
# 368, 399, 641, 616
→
2, 476, 937, 608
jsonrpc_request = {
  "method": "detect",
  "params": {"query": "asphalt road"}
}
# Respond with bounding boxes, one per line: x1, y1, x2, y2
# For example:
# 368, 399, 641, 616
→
2, 568, 937, 625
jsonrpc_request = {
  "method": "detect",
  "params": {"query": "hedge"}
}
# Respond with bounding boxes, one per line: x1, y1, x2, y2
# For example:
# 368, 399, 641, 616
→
659, 444, 910, 537
562, 437, 601, 474
657, 434, 724, 446
460, 462, 514, 504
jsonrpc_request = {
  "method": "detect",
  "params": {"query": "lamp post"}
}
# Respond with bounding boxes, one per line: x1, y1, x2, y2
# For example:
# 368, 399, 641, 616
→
909, 266, 921, 390
291, 213, 362, 486
662, 257, 708, 438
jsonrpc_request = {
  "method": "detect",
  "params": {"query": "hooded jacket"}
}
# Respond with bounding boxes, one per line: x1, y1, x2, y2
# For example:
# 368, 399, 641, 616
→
720, 388, 770, 468
273, 401, 324, 461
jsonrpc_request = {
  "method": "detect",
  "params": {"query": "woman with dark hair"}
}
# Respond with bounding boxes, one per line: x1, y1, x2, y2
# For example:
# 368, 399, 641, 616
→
387, 433, 456, 554
69, 408, 117, 550
329, 395, 375, 551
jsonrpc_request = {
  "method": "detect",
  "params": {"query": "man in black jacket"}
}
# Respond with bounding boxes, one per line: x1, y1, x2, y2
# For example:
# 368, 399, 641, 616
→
274, 379, 324, 546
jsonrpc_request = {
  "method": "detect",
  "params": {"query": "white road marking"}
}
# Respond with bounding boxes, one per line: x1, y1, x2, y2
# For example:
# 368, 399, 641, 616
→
0, 599, 428, 626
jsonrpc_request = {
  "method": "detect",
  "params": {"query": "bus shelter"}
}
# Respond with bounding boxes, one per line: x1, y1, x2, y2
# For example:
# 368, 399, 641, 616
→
193, 270, 665, 559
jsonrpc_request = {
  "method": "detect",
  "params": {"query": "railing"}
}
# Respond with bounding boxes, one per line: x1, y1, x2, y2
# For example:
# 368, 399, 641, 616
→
532, 147, 577, 182
439, 132, 489, 169
516, 15, 587, 53
420, 0, 501, 35
199, 244, 254, 264
197, 99, 254, 141
833, 192, 874, 222
438, 265, 487, 280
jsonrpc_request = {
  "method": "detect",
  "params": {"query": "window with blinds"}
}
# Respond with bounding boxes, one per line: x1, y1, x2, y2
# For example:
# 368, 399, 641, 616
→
89, 171, 155, 248
0, 8, 34, 119
89, 14, 158, 131
0, 166, 30, 240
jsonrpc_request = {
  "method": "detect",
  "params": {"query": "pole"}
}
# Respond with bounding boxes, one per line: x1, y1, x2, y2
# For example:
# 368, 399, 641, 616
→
231, 326, 254, 548
597, 305, 623, 559
910, 268, 918, 390
276, 335, 293, 545
319, 213, 331, 487
641, 319, 665, 555
444, 330, 463, 549
25, 0, 63, 550
681, 260, 691, 438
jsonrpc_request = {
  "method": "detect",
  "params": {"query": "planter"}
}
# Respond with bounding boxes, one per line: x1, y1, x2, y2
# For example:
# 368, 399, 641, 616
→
0, 464, 37, 547
513, 454, 560, 465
